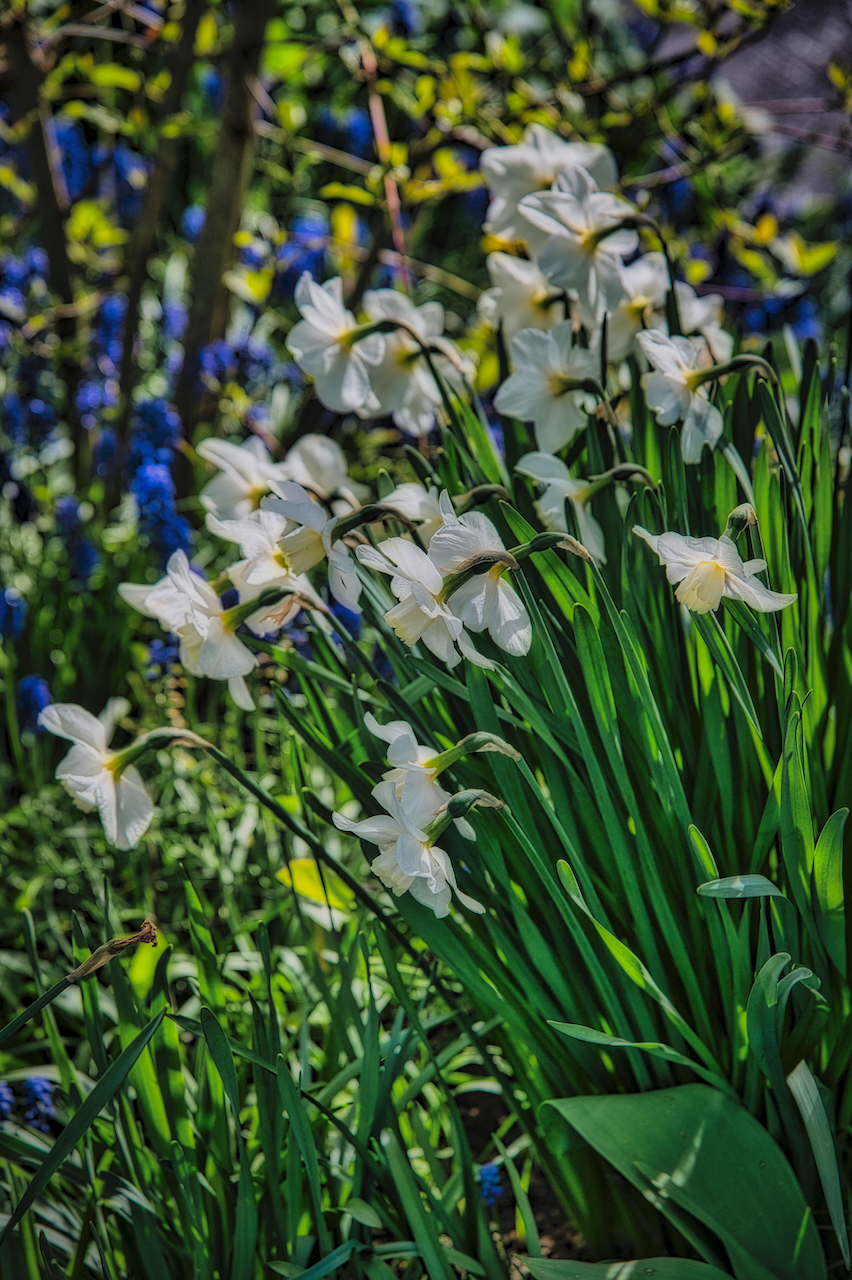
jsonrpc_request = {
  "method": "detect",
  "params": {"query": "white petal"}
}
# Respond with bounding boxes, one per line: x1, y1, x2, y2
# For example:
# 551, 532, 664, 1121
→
198, 617, 257, 679
228, 674, 256, 710
114, 766, 154, 850
98, 697, 131, 747
38, 704, 107, 752
680, 395, 723, 464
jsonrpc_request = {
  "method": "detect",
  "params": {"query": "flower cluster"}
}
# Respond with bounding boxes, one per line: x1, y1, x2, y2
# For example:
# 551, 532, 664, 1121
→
0, 1078, 56, 1132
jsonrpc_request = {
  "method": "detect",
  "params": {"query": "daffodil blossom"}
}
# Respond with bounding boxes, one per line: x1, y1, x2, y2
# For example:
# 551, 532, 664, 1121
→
381, 482, 443, 545
519, 167, 637, 325
516, 452, 606, 564
163, 551, 259, 709
38, 699, 154, 850
674, 283, 734, 363
633, 526, 798, 615
262, 481, 362, 612
355, 536, 488, 669
494, 322, 598, 453
204, 508, 323, 634
333, 777, 484, 917
636, 329, 724, 464
198, 436, 289, 520
280, 433, 369, 512
364, 712, 476, 839
482, 124, 618, 245
361, 290, 447, 436
607, 252, 669, 362
429, 493, 532, 656
478, 253, 565, 346
286, 274, 385, 413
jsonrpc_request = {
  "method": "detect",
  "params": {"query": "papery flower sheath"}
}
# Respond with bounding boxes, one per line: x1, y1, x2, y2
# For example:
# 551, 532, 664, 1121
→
636, 329, 724, 464
633, 526, 798, 615
38, 699, 154, 850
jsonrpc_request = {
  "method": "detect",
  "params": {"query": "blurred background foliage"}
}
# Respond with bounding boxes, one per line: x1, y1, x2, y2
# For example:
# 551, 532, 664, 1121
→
2, 0, 852, 1274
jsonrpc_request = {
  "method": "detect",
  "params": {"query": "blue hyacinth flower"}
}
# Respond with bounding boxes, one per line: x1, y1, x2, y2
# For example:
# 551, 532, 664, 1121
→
17, 675, 52, 733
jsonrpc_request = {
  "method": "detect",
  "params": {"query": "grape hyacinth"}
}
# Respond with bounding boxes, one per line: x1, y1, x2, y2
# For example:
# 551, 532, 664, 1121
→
182, 205, 206, 242
146, 636, 180, 680
55, 118, 91, 201
0, 1081, 13, 1121
0, 588, 27, 640
17, 675, 52, 733
24, 1077, 56, 1133
274, 213, 328, 302
131, 462, 193, 564
478, 1162, 503, 1207
56, 496, 99, 581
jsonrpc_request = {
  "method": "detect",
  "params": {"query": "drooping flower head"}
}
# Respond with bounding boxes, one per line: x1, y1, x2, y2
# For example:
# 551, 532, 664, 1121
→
636, 329, 723, 464
633, 526, 798, 615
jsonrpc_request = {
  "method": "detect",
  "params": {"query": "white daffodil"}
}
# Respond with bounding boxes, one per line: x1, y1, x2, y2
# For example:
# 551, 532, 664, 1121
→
519, 167, 637, 325
428, 493, 532, 657
674, 282, 734, 363
163, 551, 259, 710
262, 481, 361, 612
280, 433, 369, 511
494, 322, 598, 453
286, 274, 385, 413
381, 482, 444, 545
516, 452, 606, 564
365, 713, 477, 840
333, 776, 484, 917
118, 567, 193, 634
482, 124, 618, 245
633, 526, 798, 615
607, 252, 669, 362
636, 329, 724, 464
361, 290, 447, 436
204, 508, 321, 635
38, 699, 153, 850
198, 436, 289, 520
478, 253, 565, 346
356, 536, 487, 669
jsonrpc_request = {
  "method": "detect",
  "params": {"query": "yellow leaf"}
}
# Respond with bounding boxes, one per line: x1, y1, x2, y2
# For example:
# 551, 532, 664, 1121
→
696, 31, 717, 56
222, 267, 273, 304
87, 63, 141, 91
276, 859, 355, 910
320, 182, 375, 206
754, 213, 778, 245
195, 12, 218, 55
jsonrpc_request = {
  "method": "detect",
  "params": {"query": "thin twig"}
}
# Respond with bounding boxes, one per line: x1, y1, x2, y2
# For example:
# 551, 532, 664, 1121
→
253, 114, 375, 175
360, 40, 410, 293
378, 250, 482, 301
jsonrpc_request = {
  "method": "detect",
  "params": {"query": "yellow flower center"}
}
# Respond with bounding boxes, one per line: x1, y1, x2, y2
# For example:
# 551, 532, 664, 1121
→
548, 372, 585, 398
675, 560, 726, 614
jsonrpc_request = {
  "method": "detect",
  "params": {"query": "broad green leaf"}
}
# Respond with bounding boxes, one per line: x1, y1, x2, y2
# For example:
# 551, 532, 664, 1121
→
786, 1060, 849, 1269
780, 714, 815, 921
813, 808, 847, 972
276, 858, 355, 910
697, 875, 784, 899
344, 1198, 382, 1228
277, 1055, 333, 1252
543, 1085, 825, 1280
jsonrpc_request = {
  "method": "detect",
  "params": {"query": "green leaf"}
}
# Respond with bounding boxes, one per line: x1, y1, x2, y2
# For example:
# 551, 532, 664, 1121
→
345, 1198, 382, 1228
524, 1261, 734, 1280
543, 1085, 825, 1280
270, 1242, 368, 1280
813, 808, 847, 972
697, 875, 784, 899
277, 1055, 333, 1253
87, 62, 142, 90
549, 1022, 736, 1095
0, 1009, 166, 1249
785, 1060, 850, 1269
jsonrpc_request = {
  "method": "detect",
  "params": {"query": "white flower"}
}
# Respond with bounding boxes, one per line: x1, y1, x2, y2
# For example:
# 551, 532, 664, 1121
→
361, 290, 447, 436
286, 274, 385, 413
204, 508, 321, 634
494, 322, 598, 453
365, 712, 476, 839
478, 253, 565, 346
482, 124, 618, 245
38, 700, 153, 850
381, 482, 443, 545
164, 551, 259, 710
636, 329, 724, 464
607, 252, 669, 362
428, 493, 532, 657
263, 481, 361, 613
198, 436, 288, 520
333, 776, 484, 917
356, 536, 486, 668
633, 526, 798, 615
516, 452, 606, 564
519, 167, 637, 325
674, 283, 733, 363
280, 433, 369, 511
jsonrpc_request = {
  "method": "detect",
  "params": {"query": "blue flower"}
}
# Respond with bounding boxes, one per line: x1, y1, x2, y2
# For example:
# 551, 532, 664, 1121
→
389, 0, 421, 36
182, 205, 206, 243
55, 118, 91, 201
129, 398, 183, 468
0, 1081, 13, 1120
0, 587, 27, 639
146, 635, 179, 679
198, 65, 225, 111
372, 642, 397, 685
162, 300, 188, 342
478, 1162, 503, 1207
329, 595, 362, 647
24, 1078, 56, 1133
92, 427, 120, 479
113, 145, 149, 222
317, 107, 373, 161
274, 213, 328, 301
92, 293, 127, 369
56, 497, 99, 580
793, 297, 821, 343
17, 675, 52, 734
131, 462, 193, 564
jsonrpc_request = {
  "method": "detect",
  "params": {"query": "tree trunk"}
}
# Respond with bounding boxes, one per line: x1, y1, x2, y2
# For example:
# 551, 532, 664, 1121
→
172, 0, 277, 440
